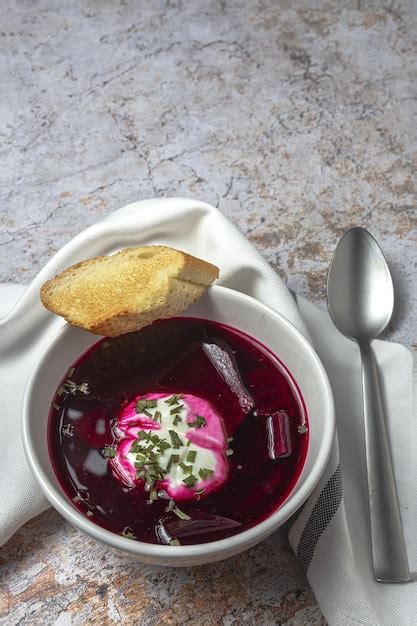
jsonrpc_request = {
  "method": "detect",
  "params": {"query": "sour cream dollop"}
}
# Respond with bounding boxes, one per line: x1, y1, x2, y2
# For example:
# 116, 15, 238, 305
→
110, 393, 229, 501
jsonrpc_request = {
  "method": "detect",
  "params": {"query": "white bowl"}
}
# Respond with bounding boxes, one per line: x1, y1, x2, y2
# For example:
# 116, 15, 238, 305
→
22, 285, 334, 566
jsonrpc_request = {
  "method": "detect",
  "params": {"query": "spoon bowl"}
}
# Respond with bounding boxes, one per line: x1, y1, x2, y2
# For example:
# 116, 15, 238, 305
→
327, 227, 394, 344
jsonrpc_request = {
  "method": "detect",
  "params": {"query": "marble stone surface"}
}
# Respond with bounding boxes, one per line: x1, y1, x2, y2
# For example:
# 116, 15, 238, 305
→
1, 0, 416, 624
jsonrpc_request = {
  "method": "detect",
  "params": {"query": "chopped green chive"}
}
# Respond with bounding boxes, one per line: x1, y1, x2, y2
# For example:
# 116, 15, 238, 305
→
154, 411, 162, 422
167, 454, 180, 472
173, 414, 182, 426
169, 538, 181, 546
170, 404, 184, 415
169, 430, 183, 448
179, 462, 193, 475
136, 451, 167, 487
182, 474, 197, 487
165, 394, 182, 406
135, 399, 157, 414
173, 506, 191, 520
186, 439, 191, 447
143, 409, 152, 418
188, 415, 207, 428
149, 489, 158, 501
131, 442, 141, 454
102, 446, 116, 459
198, 468, 214, 480
186, 450, 197, 463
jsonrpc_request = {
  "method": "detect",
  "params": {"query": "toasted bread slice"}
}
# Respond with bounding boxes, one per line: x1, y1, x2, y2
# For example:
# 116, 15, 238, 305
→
40, 246, 219, 336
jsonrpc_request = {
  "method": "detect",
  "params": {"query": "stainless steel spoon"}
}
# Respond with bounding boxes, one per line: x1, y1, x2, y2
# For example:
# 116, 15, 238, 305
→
327, 226, 410, 583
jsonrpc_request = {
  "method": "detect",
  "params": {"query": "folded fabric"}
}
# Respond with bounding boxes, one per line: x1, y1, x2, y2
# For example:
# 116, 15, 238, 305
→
0, 198, 415, 625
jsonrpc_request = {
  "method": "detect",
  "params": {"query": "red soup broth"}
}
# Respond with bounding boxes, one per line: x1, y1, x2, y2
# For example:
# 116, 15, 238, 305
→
48, 317, 308, 545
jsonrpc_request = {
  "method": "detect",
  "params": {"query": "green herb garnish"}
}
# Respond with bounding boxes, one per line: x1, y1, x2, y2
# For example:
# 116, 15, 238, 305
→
182, 474, 197, 487
145, 464, 165, 487
149, 489, 158, 501
130, 441, 140, 454
198, 468, 213, 480
173, 506, 191, 521
188, 415, 207, 428
179, 462, 193, 475
166, 453, 180, 472
154, 411, 162, 422
169, 430, 183, 448
173, 414, 182, 426
170, 404, 184, 415
169, 538, 181, 546
135, 398, 157, 414
186, 450, 197, 463
102, 446, 116, 459
165, 394, 182, 406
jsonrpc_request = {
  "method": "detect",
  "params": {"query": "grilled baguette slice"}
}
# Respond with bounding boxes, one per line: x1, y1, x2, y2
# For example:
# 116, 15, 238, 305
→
40, 246, 219, 336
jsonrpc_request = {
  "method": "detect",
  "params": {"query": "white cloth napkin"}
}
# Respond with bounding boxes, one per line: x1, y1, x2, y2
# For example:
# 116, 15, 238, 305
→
0, 198, 415, 625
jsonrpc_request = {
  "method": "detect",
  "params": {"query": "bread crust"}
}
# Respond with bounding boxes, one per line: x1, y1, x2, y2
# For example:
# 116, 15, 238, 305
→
40, 245, 219, 336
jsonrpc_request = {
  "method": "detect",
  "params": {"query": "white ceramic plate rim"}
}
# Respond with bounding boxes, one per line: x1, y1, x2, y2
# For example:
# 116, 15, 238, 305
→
22, 286, 335, 561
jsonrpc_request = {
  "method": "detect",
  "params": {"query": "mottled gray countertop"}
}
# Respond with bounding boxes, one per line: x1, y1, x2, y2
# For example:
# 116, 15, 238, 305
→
1, 0, 416, 624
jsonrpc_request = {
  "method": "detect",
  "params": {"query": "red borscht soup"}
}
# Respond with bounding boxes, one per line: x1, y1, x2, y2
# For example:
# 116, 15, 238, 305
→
48, 318, 308, 545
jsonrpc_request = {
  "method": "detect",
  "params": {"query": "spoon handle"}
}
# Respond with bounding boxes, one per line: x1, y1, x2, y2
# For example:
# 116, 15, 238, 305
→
360, 343, 410, 582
